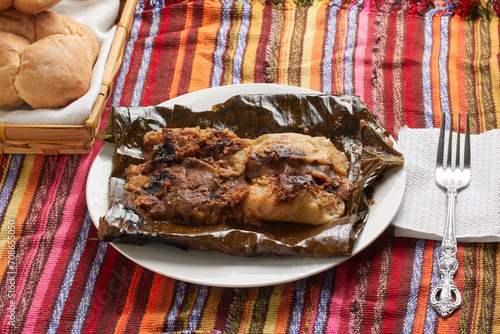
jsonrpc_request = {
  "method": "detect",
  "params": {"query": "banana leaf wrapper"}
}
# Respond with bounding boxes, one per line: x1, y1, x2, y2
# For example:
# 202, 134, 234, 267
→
96, 94, 404, 257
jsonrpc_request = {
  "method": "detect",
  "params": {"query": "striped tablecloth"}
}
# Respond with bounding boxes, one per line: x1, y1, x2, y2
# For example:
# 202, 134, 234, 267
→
1, 0, 500, 332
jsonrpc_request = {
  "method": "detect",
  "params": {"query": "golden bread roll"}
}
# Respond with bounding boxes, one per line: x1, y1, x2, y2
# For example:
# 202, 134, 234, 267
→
0, 8, 36, 43
0, 31, 29, 107
12, 0, 62, 15
0, 0, 12, 12
36, 11, 99, 65
14, 34, 92, 109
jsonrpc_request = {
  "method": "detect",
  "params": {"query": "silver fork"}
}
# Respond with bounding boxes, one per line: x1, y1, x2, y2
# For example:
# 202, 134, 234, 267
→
430, 112, 470, 317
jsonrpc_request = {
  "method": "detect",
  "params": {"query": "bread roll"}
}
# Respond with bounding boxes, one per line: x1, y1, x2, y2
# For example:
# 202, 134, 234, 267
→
0, 0, 12, 12
13, 0, 62, 15
0, 8, 36, 43
36, 11, 99, 65
0, 31, 29, 107
15, 34, 92, 109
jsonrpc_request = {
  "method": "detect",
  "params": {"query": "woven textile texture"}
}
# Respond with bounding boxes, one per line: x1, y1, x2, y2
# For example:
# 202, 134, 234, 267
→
1, 0, 500, 332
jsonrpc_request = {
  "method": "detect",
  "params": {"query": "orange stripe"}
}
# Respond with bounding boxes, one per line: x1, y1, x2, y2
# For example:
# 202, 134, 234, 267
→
411, 240, 436, 333
431, 14, 442, 127
188, 1, 222, 93
237, 288, 258, 333
170, 3, 194, 99
270, 283, 294, 332
137, 274, 176, 333
113, 266, 144, 333
309, 2, 327, 92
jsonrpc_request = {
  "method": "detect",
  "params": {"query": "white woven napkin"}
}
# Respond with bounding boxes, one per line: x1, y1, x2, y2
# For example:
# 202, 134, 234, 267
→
392, 126, 500, 242
0, 0, 120, 125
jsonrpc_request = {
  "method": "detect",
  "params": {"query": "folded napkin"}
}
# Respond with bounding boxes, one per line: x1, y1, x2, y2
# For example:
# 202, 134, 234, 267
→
0, 0, 120, 125
392, 126, 500, 242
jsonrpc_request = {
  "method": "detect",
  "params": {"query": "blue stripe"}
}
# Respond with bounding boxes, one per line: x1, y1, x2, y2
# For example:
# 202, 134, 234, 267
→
313, 269, 334, 334
212, 0, 233, 87
166, 280, 188, 332
402, 238, 426, 334
423, 243, 441, 332
0, 155, 23, 218
344, 1, 363, 95
187, 285, 210, 330
289, 279, 307, 334
232, 0, 251, 84
438, 13, 452, 119
47, 214, 93, 334
112, 0, 145, 106
131, 1, 163, 106
322, 0, 342, 94
71, 242, 108, 334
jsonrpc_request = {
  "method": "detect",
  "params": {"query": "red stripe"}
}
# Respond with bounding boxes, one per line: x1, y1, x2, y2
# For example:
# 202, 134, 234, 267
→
80, 245, 120, 333
175, 3, 203, 97
254, 2, 273, 83
146, 3, 188, 104
381, 13, 396, 133
338, 257, 360, 333
124, 269, 156, 332
57, 232, 102, 332
380, 237, 407, 333
361, 235, 385, 333
141, 8, 174, 106
119, 12, 150, 106
408, 16, 426, 128
361, 12, 378, 111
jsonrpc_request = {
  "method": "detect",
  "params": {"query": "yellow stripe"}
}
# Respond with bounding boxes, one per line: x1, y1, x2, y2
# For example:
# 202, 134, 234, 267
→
489, 18, 500, 124
198, 287, 223, 331
300, 5, 319, 90
0, 156, 34, 266
242, 1, 264, 83
493, 246, 500, 332
472, 244, 484, 329
473, 21, 486, 132
279, 1, 295, 84
334, 8, 347, 93
261, 284, 285, 332
223, 2, 243, 85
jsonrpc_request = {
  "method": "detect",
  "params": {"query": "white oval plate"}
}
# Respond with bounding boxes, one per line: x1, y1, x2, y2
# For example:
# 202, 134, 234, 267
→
86, 84, 406, 287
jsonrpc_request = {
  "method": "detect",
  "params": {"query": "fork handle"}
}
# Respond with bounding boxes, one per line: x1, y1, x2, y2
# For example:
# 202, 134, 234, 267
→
430, 189, 461, 317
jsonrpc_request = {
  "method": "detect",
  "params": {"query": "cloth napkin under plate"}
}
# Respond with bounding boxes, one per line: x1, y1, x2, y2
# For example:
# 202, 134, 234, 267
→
0, 0, 120, 125
392, 126, 500, 242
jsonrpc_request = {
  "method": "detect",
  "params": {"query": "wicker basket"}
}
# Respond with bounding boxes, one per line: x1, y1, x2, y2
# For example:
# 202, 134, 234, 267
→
0, 0, 139, 155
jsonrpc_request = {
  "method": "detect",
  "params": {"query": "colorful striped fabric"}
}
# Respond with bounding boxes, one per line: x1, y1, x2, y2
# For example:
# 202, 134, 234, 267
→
1, 0, 500, 332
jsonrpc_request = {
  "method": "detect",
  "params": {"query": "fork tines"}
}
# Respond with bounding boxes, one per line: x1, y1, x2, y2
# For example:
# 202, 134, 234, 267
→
436, 112, 470, 171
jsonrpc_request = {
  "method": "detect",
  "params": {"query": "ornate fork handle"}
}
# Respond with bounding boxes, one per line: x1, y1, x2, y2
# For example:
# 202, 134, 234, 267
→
430, 188, 461, 317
